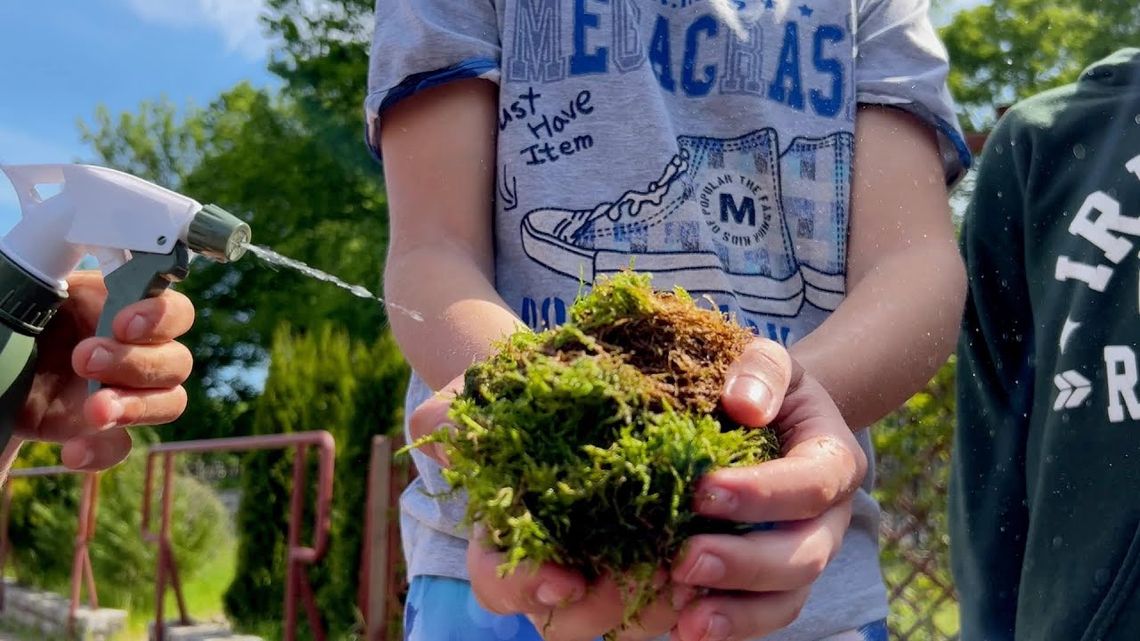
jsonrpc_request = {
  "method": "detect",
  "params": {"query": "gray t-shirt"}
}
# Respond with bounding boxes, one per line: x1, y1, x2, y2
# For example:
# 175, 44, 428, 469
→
366, 1, 969, 639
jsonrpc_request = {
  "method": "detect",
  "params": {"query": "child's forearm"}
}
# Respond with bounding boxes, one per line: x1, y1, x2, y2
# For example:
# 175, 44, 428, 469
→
385, 248, 525, 391
790, 240, 964, 429
379, 78, 523, 391
790, 105, 966, 429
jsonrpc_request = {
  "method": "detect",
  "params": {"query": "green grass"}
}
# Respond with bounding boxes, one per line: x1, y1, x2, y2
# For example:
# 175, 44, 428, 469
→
0, 538, 238, 641
882, 562, 960, 640
122, 537, 237, 640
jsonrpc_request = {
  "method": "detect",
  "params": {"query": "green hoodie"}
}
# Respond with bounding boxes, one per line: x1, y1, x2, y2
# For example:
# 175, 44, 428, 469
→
951, 48, 1140, 641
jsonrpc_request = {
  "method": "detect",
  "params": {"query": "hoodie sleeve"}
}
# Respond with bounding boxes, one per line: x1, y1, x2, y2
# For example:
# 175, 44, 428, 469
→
949, 111, 1034, 641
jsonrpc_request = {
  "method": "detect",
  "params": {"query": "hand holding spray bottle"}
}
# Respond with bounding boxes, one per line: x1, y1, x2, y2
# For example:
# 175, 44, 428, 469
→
0, 163, 251, 454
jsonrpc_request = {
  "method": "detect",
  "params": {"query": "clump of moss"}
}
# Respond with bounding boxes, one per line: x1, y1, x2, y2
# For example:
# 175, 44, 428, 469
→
411, 271, 780, 629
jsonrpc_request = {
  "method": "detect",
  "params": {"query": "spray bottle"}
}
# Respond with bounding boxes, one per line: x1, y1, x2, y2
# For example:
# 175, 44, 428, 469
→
0, 163, 251, 451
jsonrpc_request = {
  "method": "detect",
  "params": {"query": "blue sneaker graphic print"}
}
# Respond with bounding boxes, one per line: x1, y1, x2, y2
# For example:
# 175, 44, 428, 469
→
780, 132, 854, 311
520, 129, 852, 317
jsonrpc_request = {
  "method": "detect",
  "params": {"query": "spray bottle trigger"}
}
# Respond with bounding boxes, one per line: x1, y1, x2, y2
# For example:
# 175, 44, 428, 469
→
88, 243, 191, 396
90, 247, 131, 277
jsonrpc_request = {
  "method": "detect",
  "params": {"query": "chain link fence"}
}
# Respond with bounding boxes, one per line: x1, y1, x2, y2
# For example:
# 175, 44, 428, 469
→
873, 361, 960, 641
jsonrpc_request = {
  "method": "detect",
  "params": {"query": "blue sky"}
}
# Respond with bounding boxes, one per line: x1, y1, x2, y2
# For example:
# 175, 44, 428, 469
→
0, 0, 280, 231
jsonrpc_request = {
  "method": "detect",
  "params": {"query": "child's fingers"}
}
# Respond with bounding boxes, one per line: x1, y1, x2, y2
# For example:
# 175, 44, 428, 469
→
721, 339, 792, 428
409, 375, 467, 466
672, 585, 813, 641
466, 526, 587, 616
693, 433, 863, 524
698, 366, 865, 524
409, 400, 454, 467
670, 503, 851, 593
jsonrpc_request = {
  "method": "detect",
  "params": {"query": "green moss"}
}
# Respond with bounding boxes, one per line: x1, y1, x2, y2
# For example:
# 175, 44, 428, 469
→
409, 271, 780, 632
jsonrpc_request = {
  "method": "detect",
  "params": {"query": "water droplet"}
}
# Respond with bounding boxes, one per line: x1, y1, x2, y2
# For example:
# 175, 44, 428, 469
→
994, 145, 1004, 155
242, 244, 424, 322
1073, 144, 1087, 160
1052, 535, 1064, 549
1135, 114, 1140, 125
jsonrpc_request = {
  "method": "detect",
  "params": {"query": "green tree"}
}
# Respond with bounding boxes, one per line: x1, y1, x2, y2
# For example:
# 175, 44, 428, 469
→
941, 0, 1140, 130
80, 80, 390, 441
318, 330, 409, 632
224, 323, 407, 635
79, 0, 389, 439
262, 0, 378, 177
224, 323, 358, 628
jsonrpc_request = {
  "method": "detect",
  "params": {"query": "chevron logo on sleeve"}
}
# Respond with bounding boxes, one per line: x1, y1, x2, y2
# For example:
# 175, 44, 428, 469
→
1054, 370, 1093, 411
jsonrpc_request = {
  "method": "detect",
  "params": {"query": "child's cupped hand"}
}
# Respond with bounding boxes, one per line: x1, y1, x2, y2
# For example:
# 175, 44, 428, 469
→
409, 339, 867, 641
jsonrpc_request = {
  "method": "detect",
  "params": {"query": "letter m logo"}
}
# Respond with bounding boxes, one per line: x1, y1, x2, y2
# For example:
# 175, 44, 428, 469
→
721, 194, 757, 227
508, 0, 567, 82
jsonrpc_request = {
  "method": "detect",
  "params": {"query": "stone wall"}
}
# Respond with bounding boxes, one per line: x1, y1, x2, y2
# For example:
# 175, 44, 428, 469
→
0, 580, 125, 640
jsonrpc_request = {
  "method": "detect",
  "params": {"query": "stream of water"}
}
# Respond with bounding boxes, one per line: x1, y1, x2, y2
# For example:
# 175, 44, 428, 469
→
242, 244, 424, 322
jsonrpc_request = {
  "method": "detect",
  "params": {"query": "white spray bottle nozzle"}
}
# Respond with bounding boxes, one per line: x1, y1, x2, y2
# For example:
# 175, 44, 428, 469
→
0, 163, 251, 394
0, 163, 249, 290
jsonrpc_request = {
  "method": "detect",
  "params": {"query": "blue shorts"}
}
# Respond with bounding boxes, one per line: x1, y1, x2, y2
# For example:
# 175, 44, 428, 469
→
403, 575, 889, 641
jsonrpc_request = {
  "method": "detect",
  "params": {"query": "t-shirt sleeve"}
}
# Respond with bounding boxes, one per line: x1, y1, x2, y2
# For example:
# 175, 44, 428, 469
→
854, 0, 972, 185
364, 0, 501, 159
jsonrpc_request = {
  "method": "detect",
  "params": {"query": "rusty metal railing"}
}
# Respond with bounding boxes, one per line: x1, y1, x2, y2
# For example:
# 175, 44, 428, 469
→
0, 467, 100, 634
359, 435, 417, 641
142, 431, 336, 641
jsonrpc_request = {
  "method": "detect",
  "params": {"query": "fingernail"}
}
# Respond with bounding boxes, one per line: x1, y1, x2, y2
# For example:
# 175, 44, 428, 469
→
698, 486, 737, 515
670, 584, 697, 610
726, 374, 771, 413
105, 395, 125, 425
75, 449, 95, 470
684, 553, 726, 585
126, 314, 150, 341
87, 346, 112, 372
430, 443, 451, 467
536, 582, 578, 607
704, 614, 731, 641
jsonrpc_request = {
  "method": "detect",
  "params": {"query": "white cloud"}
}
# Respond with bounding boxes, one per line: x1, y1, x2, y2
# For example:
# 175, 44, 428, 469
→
124, 0, 273, 61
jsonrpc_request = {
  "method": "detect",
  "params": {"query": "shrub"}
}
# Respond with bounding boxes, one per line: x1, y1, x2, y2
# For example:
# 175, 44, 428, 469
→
224, 323, 408, 637
6, 441, 229, 612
